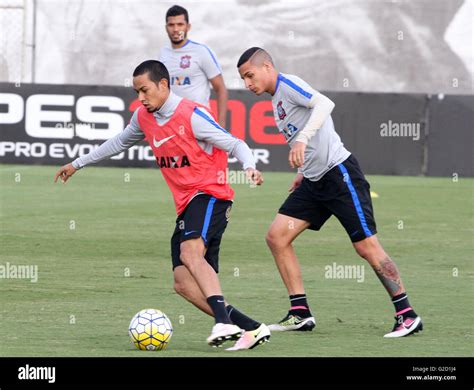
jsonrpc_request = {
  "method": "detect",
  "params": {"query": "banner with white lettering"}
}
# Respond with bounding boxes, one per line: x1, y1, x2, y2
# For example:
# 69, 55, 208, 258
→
1, 83, 472, 176
0, 83, 289, 171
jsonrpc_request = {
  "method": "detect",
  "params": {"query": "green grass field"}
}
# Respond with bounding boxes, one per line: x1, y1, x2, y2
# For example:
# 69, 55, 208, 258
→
0, 164, 472, 357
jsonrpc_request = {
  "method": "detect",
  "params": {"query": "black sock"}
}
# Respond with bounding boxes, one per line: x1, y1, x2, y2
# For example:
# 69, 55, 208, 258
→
289, 294, 312, 317
226, 305, 260, 331
207, 295, 232, 324
392, 293, 417, 318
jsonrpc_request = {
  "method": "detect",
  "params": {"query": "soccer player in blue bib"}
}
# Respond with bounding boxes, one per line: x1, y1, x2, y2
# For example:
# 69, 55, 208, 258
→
237, 47, 422, 338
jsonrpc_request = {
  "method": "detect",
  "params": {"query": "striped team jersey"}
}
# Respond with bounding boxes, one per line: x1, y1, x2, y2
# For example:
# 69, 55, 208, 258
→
159, 39, 222, 107
272, 73, 351, 182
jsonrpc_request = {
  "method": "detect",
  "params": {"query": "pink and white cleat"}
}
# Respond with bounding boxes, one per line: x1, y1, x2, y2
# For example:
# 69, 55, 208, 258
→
384, 315, 423, 338
226, 324, 271, 351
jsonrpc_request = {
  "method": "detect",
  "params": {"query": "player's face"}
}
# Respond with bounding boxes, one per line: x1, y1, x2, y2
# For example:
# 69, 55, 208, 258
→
133, 73, 169, 112
166, 15, 190, 44
239, 62, 270, 95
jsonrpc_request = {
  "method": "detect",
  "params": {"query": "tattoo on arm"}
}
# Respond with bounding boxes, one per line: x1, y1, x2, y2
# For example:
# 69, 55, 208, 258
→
372, 256, 404, 296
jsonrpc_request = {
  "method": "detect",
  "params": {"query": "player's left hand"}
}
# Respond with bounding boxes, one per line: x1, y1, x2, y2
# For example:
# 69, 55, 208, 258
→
289, 141, 306, 168
54, 163, 77, 183
245, 168, 264, 186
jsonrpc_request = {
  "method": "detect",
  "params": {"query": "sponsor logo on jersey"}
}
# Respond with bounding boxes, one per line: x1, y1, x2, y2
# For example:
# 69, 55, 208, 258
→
156, 155, 191, 168
287, 123, 298, 135
282, 123, 298, 140
171, 76, 191, 86
153, 135, 176, 148
277, 101, 286, 120
180, 55, 192, 69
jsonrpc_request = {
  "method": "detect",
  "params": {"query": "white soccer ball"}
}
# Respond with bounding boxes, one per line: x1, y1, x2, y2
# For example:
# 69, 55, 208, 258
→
128, 309, 173, 351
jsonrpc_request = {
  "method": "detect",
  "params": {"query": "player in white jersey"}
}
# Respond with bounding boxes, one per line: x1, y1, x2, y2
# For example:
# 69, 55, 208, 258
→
159, 5, 228, 126
237, 48, 423, 338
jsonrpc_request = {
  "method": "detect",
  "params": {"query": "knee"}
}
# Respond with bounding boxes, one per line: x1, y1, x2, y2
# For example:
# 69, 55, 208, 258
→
355, 244, 371, 260
179, 241, 202, 269
173, 278, 186, 296
173, 273, 190, 298
354, 238, 383, 260
265, 229, 289, 250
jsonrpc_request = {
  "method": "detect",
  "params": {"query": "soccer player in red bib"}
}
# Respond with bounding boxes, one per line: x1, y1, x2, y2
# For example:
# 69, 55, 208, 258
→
54, 60, 270, 350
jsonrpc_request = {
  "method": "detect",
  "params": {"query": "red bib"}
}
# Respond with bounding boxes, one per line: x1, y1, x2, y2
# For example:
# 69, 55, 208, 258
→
137, 98, 234, 215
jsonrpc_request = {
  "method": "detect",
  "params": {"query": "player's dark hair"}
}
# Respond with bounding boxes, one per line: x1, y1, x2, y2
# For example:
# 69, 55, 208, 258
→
237, 47, 264, 67
133, 60, 170, 89
166, 5, 189, 23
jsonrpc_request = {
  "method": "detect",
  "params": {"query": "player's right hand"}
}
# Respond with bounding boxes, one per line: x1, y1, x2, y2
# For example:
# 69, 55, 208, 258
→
54, 163, 77, 184
288, 141, 306, 168
245, 168, 264, 186
289, 173, 304, 192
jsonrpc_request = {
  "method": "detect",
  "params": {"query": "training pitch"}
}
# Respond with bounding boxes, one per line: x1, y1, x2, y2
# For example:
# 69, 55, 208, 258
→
0, 165, 472, 357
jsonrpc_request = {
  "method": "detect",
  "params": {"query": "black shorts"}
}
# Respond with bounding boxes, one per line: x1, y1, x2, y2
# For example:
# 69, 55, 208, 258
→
279, 154, 377, 243
171, 194, 233, 273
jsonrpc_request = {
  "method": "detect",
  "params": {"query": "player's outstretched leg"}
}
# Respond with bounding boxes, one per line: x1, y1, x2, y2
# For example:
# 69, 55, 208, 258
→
353, 235, 423, 338
173, 265, 270, 349
265, 214, 316, 332
179, 238, 242, 347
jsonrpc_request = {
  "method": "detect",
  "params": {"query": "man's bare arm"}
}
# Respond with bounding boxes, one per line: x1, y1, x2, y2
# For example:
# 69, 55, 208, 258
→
209, 74, 228, 127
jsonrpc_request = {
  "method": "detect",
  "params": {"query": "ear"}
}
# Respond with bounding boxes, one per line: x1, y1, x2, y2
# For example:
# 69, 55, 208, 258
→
263, 61, 273, 71
159, 78, 169, 90
187, 23, 192, 32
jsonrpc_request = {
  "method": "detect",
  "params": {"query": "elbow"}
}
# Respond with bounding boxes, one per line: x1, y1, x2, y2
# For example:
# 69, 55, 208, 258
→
313, 92, 335, 114
326, 99, 336, 119
321, 92, 335, 113
328, 99, 335, 114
